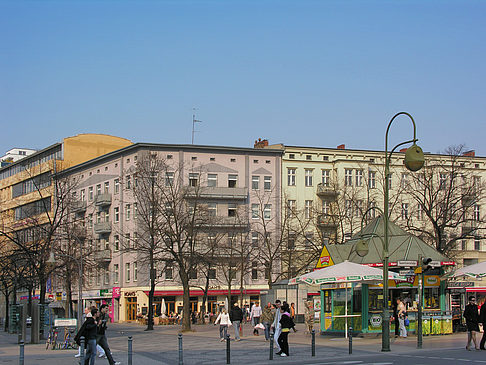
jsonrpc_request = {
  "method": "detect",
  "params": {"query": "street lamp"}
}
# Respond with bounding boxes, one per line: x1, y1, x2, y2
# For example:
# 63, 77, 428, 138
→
47, 251, 83, 330
382, 112, 424, 352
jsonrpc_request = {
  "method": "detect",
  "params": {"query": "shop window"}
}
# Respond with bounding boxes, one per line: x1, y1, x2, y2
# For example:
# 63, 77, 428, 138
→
424, 288, 440, 309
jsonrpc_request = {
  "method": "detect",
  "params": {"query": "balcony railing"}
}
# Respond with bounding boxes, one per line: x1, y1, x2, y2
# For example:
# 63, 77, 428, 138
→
201, 216, 248, 228
94, 249, 112, 263
95, 193, 112, 207
187, 187, 248, 200
94, 221, 112, 234
317, 214, 338, 230
72, 201, 87, 212
462, 223, 479, 237
316, 184, 338, 199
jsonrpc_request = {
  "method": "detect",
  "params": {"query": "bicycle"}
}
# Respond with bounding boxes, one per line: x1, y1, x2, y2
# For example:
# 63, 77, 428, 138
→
45, 327, 59, 350
61, 327, 78, 349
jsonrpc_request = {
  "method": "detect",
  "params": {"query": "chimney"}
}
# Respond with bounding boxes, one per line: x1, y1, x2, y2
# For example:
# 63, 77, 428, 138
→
254, 138, 269, 149
337, 144, 345, 150
400, 148, 407, 153
463, 150, 475, 157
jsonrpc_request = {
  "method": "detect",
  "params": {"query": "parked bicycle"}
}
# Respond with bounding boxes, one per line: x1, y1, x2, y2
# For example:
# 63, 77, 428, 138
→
45, 327, 59, 350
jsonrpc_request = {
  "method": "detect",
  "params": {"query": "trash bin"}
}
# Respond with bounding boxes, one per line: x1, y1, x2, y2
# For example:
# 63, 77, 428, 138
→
431, 316, 442, 335
442, 315, 453, 334
422, 315, 431, 335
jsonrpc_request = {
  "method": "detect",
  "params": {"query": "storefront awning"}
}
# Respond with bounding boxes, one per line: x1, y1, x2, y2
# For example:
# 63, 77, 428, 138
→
142, 289, 261, 296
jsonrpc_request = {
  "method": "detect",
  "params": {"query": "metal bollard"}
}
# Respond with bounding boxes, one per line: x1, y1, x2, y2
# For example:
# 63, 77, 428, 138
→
348, 326, 353, 354
128, 336, 133, 365
226, 334, 230, 364
311, 329, 316, 356
269, 332, 274, 360
80, 337, 85, 364
19, 340, 24, 365
178, 333, 183, 365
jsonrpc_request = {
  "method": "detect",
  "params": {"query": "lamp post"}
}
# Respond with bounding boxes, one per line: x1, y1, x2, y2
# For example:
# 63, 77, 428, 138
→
47, 252, 83, 330
382, 112, 424, 352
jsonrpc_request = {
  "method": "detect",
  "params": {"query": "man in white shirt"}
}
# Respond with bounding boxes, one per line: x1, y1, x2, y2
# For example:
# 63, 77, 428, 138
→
271, 300, 282, 351
251, 302, 262, 335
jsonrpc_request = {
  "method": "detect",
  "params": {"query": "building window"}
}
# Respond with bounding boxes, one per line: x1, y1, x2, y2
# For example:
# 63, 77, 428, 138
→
416, 204, 424, 220
88, 214, 93, 228
208, 174, 217, 187
387, 173, 393, 189
134, 203, 137, 219
228, 174, 238, 188
125, 233, 131, 249
165, 172, 174, 186
191, 156, 197, 161
114, 207, 119, 223
96, 184, 102, 196
88, 186, 94, 200
208, 203, 217, 217
345, 169, 353, 186
189, 269, 197, 279
125, 263, 130, 282
114, 179, 120, 194
322, 170, 330, 186
474, 205, 480, 221
345, 200, 353, 217
252, 204, 259, 219
306, 155, 312, 160
96, 211, 101, 223
322, 201, 329, 215
305, 200, 313, 219
104, 269, 110, 285
287, 200, 296, 217
125, 204, 131, 221
126, 175, 131, 189
133, 262, 137, 281
252, 176, 260, 190
80, 189, 86, 201
401, 173, 409, 189
165, 264, 173, 280
252, 261, 258, 280
264, 176, 271, 191
439, 173, 448, 190
114, 264, 119, 283
369, 171, 376, 189
264, 204, 271, 220
368, 201, 376, 218
355, 200, 363, 217
208, 269, 216, 279
401, 203, 409, 220
189, 173, 199, 187
355, 170, 363, 187
251, 232, 259, 247
462, 240, 467, 251
475, 237, 481, 251
228, 203, 237, 217
114, 235, 119, 251
104, 181, 109, 193
305, 169, 313, 187
287, 168, 296, 186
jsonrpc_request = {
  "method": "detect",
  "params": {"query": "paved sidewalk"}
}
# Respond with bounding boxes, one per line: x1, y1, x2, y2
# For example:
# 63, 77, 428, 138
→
0, 322, 470, 364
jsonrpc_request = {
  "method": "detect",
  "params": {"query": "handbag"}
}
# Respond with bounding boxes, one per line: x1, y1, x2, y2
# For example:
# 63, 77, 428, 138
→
404, 318, 410, 327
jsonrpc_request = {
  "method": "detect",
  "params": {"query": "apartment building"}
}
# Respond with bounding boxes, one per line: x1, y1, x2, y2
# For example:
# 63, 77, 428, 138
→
56, 143, 283, 322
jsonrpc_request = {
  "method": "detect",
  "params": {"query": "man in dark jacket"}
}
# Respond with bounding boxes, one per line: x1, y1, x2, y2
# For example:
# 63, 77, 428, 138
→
229, 302, 243, 341
84, 307, 100, 365
97, 304, 121, 365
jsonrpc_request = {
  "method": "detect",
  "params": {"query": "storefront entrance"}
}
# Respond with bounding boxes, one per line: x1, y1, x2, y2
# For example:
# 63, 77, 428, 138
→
126, 297, 137, 321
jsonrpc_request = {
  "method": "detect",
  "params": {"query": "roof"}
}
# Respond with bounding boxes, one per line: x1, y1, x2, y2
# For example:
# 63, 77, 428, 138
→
326, 215, 450, 265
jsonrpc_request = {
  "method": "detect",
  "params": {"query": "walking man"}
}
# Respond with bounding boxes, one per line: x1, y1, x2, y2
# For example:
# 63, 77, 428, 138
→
97, 304, 121, 365
230, 302, 243, 341
271, 300, 282, 351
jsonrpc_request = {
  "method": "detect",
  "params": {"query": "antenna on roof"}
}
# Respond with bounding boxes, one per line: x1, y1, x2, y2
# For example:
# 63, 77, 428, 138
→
192, 108, 203, 144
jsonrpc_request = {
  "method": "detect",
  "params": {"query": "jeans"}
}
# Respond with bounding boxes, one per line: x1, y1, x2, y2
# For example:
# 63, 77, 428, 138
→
233, 321, 241, 340
97, 335, 115, 365
398, 317, 407, 337
219, 325, 228, 339
263, 321, 271, 340
277, 331, 289, 355
84, 339, 97, 365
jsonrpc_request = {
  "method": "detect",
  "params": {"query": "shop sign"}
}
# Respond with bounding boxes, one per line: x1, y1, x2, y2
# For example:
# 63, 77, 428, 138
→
394, 276, 415, 287
425, 276, 439, 286
370, 314, 382, 327
112, 287, 121, 299
447, 282, 474, 288
124, 291, 137, 297
397, 261, 417, 267
100, 289, 112, 297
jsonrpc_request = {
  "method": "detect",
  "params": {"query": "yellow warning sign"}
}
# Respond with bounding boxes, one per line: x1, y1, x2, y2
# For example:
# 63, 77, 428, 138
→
316, 245, 334, 268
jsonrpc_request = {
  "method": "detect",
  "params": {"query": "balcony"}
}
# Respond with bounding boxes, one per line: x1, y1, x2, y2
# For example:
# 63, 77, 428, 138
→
187, 187, 248, 200
317, 214, 338, 230
94, 222, 112, 234
94, 249, 112, 263
201, 216, 248, 229
95, 193, 112, 207
316, 184, 338, 199
462, 223, 478, 237
72, 201, 87, 213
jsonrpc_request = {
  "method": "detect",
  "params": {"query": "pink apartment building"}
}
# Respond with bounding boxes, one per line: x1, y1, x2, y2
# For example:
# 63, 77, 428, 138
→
57, 143, 283, 322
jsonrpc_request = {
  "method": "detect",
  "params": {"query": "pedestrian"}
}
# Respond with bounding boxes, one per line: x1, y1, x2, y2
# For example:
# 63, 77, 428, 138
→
76, 307, 106, 359
82, 307, 99, 365
250, 301, 262, 335
392, 298, 400, 338
229, 302, 243, 341
290, 303, 296, 321
397, 298, 407, 338
480, 298, 486, 350
261, 302, 274, 341
464, 296, 480, 350
271, 300, 282, 351
214, 308, 232, 341
97, 304, 121, 365
276, 303, 295, 357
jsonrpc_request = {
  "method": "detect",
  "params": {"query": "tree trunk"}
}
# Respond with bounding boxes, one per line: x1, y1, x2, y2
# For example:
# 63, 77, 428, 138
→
66, 283, 73, 318
39, 273, 47, 305
180, 271, 191, 332
201, 271, 210, 324
3, 288, 9, 332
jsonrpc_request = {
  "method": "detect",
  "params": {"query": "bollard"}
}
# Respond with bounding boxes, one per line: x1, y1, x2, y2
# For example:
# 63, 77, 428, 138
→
80, 336, 85, 364
128, 336, 133, 365
269, 332, 274, 360
311, 329, 316, 357
178, 333, 183, 365
226, 334, 230, 364
18, 333, 22, 344
19, 340, 24, 365
348, 326, 353, 354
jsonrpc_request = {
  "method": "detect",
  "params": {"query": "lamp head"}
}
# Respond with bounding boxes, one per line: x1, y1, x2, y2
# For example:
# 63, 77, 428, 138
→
404, 143, 424, 172
355, 239, 369, 257
47, 252, 56, 265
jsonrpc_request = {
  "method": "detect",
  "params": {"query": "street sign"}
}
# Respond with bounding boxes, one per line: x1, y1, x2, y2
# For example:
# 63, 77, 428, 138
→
430, 260, 441, 267
397, 260, 418, 267
399, 270, 415, 276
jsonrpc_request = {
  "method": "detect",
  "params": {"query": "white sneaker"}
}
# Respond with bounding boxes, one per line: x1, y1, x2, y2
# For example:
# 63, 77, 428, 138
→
280, 353, 287, 357
114, 362, 121, 365
74, 354, 81, 358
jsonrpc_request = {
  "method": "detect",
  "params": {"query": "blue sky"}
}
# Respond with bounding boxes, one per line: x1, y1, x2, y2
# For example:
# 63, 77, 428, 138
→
1, 0, 485, 156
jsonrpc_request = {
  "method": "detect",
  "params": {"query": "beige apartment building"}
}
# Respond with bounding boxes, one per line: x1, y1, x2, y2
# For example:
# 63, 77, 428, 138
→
56, 143, 283, 322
